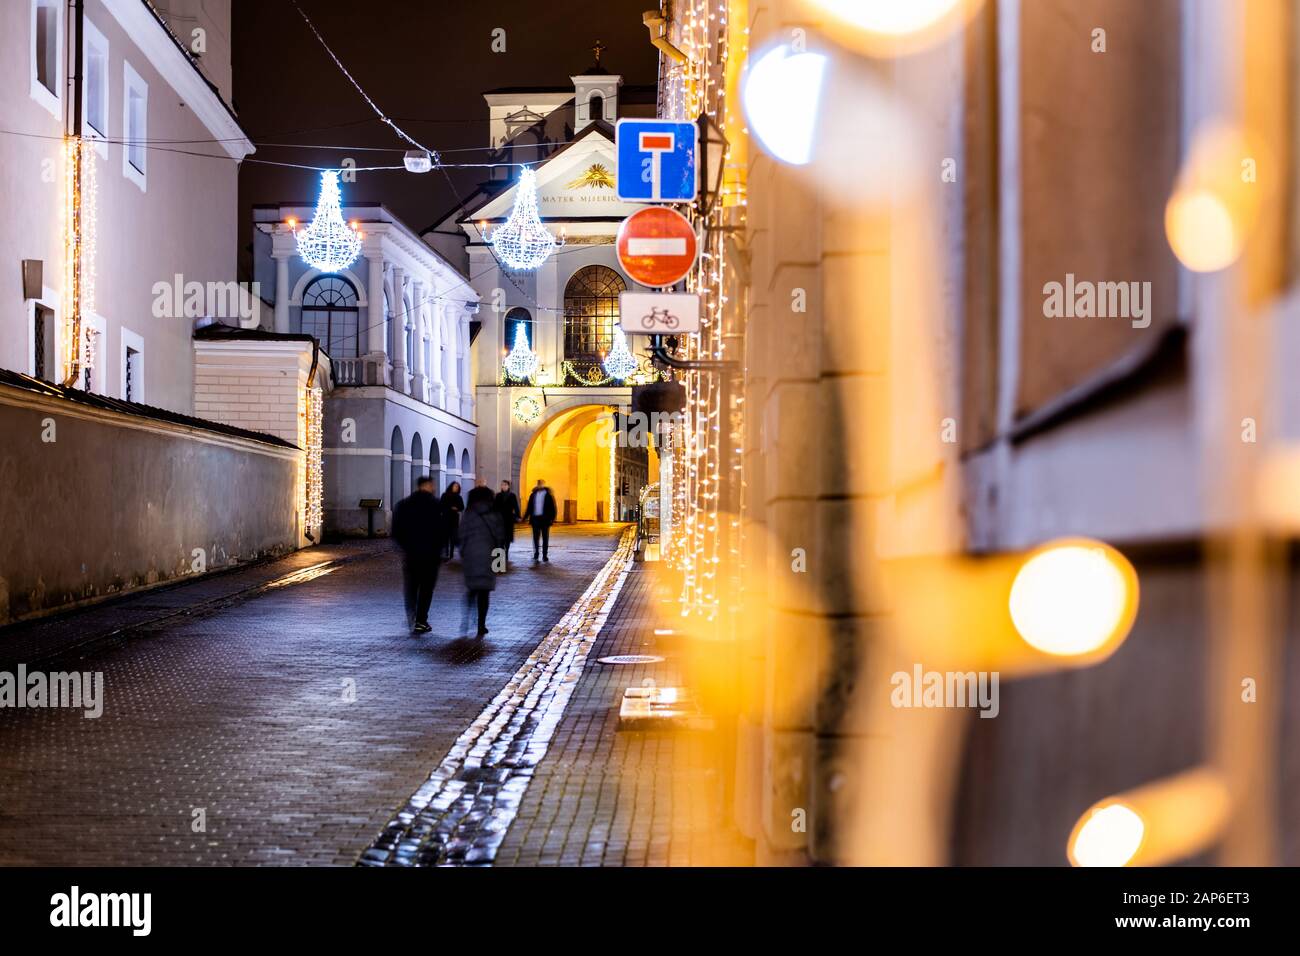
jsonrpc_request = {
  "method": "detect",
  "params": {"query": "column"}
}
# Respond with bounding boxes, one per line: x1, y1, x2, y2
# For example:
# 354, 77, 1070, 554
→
458, 316, 474, 420
365, 242, 387, 385
442, 306, 459, 412
391, 265, 408, 393
535, 251, 560, 381
474, 249, 504, 384
271, 226, 295, 334
410, 278, 428, 402
430, 301, 446, 407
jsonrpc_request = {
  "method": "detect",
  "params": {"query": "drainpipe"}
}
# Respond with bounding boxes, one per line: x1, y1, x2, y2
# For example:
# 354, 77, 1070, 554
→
62, 0, 85, 387
643, 9, 688, 64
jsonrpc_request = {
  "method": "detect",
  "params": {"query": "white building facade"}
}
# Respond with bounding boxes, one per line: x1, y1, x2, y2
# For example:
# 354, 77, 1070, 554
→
2, 0, 252, 413
251, 203, 479, 535
427, 56, 660, 522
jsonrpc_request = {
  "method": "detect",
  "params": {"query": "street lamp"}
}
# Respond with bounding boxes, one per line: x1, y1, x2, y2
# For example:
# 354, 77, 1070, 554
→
696, 112, 729, 215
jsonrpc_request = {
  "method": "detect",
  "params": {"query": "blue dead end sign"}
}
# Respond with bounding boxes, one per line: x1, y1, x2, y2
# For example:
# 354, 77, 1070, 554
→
616, 118, 698, 203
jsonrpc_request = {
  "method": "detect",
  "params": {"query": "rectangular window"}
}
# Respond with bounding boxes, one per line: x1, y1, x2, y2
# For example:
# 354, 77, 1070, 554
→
121, 328, 144, 402
30, 0, 62, 117
81, 316, 105, 393
124, 348, 140, 401
32, 304, 55, 381
84, 19, 109, 142
122, 62, 148, 189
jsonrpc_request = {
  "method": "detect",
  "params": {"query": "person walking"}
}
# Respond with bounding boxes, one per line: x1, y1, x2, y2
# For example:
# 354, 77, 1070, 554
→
440, 481, 464, 560
391, 476, 444, 634
494, 480, 521, 563
526, 478, 557, 562
458, 485, 506, 639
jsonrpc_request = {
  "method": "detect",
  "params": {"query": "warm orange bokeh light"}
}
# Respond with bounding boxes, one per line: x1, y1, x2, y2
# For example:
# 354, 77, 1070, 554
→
1165, 123, 1263, 273
796, 0, 982, 56
1068, 769, 1230, 867
1166, 189, 1239, 272
1008, 539, 1138, 659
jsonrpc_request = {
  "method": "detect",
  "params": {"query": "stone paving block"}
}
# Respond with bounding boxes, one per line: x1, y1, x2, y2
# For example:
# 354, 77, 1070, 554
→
0, 526, 623, 866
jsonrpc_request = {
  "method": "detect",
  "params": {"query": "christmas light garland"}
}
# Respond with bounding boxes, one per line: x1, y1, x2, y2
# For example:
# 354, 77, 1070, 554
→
512, 394, 543, 424
662, 0, 747, 624
63, 137, 96, 383
304, 386, 324, 539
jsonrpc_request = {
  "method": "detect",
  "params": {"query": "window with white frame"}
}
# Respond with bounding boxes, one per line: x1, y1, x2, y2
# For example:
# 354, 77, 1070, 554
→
122, 62, 148, 189
83, 19, 109, 148
30, 0, 62, 117
30, 301, 57, 381
121, 328, 144, 402
81, 315, 106, 394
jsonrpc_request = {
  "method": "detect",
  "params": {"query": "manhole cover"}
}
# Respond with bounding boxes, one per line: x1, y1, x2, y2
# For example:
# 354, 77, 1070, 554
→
596, 655, 665, 665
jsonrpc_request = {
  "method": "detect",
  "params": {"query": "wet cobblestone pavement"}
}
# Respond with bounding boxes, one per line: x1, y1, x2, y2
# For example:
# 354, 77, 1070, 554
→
493, 560, 754, 866
360, 529, 636, 866
0, 525, 623, 865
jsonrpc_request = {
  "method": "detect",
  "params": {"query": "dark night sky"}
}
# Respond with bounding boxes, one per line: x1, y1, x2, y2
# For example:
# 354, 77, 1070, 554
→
231, 0, 658, 279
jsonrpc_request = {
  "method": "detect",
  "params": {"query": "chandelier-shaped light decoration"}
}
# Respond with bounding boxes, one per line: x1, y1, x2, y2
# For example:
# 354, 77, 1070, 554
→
603, 327, 638, 381
503, 321, 539, 380
489, 167, 557, 270
295, 170, 362, 273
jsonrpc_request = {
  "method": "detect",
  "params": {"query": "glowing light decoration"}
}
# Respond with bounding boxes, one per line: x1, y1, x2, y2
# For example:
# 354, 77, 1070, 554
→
295, 170, 362, 273
489, 167, 557, 270
1009, 540, 1138, 658
602, 328, 638, 381
512, 394, 542, 425
304, 387, 324, 540
1068, 804, 1145, 867
661, 0, 745, 624
63, 136, 97, 383
503, 322, 539, 380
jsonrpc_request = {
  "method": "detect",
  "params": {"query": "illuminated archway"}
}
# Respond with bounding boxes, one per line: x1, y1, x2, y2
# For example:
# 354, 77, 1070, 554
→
519, 404, 616, 522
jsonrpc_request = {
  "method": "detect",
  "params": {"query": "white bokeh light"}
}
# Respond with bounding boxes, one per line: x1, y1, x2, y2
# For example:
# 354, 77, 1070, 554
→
1070, 804, 1145, 867
741, 43, 829, 166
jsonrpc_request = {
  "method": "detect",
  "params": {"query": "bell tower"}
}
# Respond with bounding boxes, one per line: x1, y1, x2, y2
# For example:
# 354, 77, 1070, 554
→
572, 40, 622, 132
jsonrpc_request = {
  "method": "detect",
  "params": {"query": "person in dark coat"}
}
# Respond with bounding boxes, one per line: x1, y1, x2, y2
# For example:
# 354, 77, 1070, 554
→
458, 485, 506, 638
391, 476, 444, 634
493, 480, 521, 563
525, 479, 558, 562
440, 481, 464, 559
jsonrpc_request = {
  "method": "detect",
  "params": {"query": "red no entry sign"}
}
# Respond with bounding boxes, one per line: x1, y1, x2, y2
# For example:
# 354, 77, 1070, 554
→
616, 207, 698, 288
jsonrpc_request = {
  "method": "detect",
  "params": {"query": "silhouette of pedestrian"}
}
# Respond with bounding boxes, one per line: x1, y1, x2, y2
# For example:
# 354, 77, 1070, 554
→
459, 485, 506, 639
391, 476, 445, 634
440, 481, 464, 560
494, 480, 521, 563
526, 478, 557, 562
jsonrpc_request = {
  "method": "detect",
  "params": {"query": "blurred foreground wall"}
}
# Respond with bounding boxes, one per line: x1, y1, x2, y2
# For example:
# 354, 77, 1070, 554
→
733, 0, 1300, 865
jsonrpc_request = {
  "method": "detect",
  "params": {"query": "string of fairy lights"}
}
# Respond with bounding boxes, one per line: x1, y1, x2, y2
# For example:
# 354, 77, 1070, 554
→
661, 0, 747, 623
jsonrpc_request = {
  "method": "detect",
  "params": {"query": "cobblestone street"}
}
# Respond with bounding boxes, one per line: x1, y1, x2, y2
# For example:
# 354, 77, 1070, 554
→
0, 524, 750, 866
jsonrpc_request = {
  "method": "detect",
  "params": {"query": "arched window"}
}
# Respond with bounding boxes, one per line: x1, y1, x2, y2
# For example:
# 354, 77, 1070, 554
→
503, 307, 533, 355
410, 433, 424, 490
589, 93, 605, 125
301, 275, 360, 357
461, 449, 471, 477
564, 265, 625, 362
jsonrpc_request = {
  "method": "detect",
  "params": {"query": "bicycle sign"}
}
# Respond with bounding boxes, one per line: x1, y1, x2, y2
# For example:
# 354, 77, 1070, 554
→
619, 292, 700, 334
